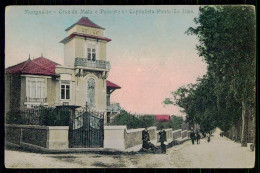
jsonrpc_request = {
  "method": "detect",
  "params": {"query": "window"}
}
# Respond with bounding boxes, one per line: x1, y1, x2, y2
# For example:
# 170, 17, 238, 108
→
87, 48, 91, 60
61, 81, 70, 100
87, 44, 96, 61
26, 77, 46, 99
86, 78, 95, 107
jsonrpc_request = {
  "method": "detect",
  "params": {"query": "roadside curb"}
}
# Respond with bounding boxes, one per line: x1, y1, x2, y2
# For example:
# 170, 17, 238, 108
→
6, 138, 191, 155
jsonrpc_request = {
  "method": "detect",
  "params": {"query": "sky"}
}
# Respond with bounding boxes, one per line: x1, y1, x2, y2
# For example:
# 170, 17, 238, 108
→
5, 6, 207, 116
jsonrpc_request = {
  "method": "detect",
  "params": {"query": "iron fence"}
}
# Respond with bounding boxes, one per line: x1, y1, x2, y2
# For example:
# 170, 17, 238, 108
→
6, 108, 44, 125
6, 106, 71, 126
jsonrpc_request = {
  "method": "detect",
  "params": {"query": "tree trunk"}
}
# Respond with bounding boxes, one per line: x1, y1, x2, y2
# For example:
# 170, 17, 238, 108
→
241, 100, 249, 147
232, 125, 236, 141
252, 111, 255, 145
234, 120, 241, 142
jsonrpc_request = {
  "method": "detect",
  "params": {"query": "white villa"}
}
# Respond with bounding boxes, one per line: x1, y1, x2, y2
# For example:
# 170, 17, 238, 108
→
5, 17, 121, 125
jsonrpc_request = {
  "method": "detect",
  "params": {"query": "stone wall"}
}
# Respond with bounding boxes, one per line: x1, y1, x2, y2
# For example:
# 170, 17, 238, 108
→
124, 128, 143, 149
156, 128, 173, 144
103, 126, 126, 150
172, 129, 182, 139
5, 124, 69, 150
181, 130, 188, 138
104, 126, 157, 151
104, 126, 187, 151
6, 124, 190, 152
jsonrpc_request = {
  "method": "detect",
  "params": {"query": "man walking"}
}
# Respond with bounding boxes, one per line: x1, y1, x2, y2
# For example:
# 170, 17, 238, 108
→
159, 128, 167, 154
207, 134, 211, 143
190, 131, 195, 145
196, 132, 201, 144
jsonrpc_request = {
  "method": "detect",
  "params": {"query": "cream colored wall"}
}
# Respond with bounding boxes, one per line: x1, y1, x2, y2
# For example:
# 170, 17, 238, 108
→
74, 37, 106, 61
67, 25, 104, 37
48, 127, 69, 149
99, 42, 106, 61
55, 67, 107, 121
62, 22, 108, 123
65, 25, 107, 66
75, 73, 107, 111
20, 77, 26, 110
55, 67, 76, 105
67, 26, 77, 35
74, 37, 84, 58
64, 39, 75, 67
47, 78, 57, 106
65, 36, 107, 67
104, 126, 126, 150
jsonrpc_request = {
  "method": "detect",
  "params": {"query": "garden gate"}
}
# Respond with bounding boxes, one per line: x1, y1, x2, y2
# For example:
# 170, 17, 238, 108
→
69, 108, 104, 148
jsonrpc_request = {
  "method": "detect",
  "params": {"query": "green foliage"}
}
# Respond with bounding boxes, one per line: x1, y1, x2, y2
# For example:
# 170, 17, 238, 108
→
110, 110, 141, 129
111, 110, 184, 130
5, 111, 23, 124
171, 116, 184, 130
5, 106, 71, 126
39, 106, 70, 126
110, 110, 155, 129
164, 6, 256, 134
156, 116, 184, 130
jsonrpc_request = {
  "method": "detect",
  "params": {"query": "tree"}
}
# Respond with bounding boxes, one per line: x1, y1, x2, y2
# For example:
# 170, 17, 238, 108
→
164, 74, 218, 133
171, 115, 184, 130
164, 6, 256, 146
187, 6, 255, 146
110, 110, 155, 129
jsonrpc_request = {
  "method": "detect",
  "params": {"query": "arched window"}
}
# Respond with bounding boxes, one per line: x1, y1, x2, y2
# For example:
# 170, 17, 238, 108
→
87, 78, 95, 107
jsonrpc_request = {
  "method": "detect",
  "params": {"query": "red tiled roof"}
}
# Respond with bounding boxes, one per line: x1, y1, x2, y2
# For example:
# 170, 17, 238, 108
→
106, 80, 121, 89
155, 115, 171, 122
5, 57, 59, 76
65, 17, 105, 31
60, 32, 111, 44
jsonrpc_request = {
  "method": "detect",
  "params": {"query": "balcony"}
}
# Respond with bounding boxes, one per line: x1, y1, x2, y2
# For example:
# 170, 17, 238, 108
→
107, 102, 121, 113
74, 58, 110, 71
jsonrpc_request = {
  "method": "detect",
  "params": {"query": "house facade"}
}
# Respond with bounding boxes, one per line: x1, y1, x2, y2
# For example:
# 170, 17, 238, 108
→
5, 17, 121, 125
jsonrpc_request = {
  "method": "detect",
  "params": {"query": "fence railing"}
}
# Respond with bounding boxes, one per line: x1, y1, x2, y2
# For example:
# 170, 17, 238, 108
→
6, 106, 71, 126
6, 108, 44, 125
74, 58, 111, 70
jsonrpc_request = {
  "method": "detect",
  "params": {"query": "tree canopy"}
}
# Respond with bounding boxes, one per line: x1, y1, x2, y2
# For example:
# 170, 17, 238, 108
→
164, 6, 256, 145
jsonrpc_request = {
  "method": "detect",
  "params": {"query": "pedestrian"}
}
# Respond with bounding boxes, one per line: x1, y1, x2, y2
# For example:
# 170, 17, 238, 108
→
190, 131, 195, 145
159, 127, 167, 154
202, 132, 206, 138
207, 134, 211, 143
196, 132, 201, 144
142, 126, 156, 153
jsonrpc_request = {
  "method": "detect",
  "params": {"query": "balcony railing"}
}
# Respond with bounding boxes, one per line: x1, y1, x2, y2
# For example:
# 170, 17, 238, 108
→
107, 102, 121, 113
25, 97, 47, 103
74, 58, 110, 70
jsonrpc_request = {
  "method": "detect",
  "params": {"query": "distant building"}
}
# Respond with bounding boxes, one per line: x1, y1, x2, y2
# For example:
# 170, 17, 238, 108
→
155, 115, 170, 122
